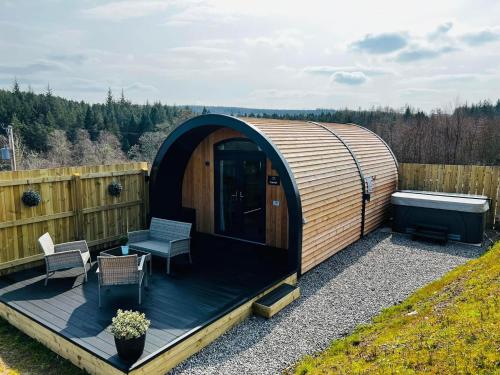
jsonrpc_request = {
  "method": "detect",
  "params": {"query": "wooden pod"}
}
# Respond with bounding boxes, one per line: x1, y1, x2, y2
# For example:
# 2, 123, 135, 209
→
150, 115, 398, 275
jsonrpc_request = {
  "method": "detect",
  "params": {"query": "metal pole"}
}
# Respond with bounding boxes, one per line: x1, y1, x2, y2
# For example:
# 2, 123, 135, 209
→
7, 125, 16, 171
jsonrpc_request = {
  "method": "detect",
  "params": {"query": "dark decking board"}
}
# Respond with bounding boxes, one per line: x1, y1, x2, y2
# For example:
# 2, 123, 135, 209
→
0, 235, 290, 372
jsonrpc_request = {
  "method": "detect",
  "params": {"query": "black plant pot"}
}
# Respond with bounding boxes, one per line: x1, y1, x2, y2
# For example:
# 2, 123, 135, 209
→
114, 334, 146, 362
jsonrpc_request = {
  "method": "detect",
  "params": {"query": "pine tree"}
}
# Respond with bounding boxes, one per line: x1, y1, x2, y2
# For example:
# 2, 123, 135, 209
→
12, 78, 20, 96
120, 89, 126, 105
139, 112, 153, 133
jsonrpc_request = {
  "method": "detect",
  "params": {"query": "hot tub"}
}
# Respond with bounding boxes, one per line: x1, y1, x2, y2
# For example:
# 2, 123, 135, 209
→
391, 190, 489, 244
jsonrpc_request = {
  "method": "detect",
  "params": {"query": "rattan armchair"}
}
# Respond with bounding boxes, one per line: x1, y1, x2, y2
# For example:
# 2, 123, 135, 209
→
96, 255, 147, 307
38, 233, 91, 286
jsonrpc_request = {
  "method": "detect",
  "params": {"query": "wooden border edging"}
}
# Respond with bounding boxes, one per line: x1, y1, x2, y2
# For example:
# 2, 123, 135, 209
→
0, 302, 124, 375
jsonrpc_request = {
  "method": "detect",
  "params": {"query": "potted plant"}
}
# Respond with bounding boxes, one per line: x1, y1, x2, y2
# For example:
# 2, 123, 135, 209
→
119, 235, 129, 255
110, 309, 150, 362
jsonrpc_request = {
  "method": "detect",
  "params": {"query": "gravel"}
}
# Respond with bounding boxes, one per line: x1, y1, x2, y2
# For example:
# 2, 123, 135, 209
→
170, 229, 486, 375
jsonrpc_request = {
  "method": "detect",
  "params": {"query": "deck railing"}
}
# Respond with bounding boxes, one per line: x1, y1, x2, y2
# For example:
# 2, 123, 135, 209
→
0, 162, 149, 272
399, 163, 499, 228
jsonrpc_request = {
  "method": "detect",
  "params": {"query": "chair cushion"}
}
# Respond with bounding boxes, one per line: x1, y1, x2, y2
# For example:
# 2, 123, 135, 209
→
81, 251, 91, 264
130, 240, 170, 256
38, 233, 55, 256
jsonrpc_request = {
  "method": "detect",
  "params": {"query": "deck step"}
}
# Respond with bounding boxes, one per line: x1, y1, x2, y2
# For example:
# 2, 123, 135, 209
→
253, 283, 300, 318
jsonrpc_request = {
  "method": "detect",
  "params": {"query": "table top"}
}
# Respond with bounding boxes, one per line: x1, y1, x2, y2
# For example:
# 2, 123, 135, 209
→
100, 247, 151, 257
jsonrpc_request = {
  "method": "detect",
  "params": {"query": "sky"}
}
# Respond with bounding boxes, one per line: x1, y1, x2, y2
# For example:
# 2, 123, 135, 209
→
1, 0, 500, 111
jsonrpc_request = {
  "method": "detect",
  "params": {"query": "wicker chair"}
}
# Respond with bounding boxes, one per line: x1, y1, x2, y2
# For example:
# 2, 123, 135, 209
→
96, 255, 147, 307
38, 233, 91, 286
128, 218, 191, 275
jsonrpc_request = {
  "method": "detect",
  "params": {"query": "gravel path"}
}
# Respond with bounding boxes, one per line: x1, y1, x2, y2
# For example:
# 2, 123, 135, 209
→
170, 230, 485, 375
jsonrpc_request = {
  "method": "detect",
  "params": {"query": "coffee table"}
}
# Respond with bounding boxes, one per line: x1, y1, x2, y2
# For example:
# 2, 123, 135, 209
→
99, 247, 153, 275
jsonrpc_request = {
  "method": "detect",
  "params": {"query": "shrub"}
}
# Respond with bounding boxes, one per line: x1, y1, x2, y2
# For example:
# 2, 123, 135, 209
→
110, 310, 150, 340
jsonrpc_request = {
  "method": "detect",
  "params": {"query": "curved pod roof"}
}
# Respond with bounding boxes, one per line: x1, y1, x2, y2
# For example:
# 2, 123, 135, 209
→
150, 115, 398, 275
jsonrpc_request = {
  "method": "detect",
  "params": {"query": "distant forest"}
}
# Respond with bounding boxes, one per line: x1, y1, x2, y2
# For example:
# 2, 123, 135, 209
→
0, 80, 499, 170
236, 102, 500, 166
0, 81, 193, 170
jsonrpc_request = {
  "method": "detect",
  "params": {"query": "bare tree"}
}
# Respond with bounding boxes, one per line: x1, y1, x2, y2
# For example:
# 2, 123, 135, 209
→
95, 132, 126, 164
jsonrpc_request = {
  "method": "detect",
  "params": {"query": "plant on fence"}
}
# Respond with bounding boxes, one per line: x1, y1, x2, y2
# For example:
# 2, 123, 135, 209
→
108, 181, 123, 197
21, 190, 41, 207
110, 309, 150, 361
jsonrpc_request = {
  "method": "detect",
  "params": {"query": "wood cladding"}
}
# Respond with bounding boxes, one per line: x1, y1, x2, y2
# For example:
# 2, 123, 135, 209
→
242, 118, 397, 273
181, 128, 289, 249
181, 119, 397, 273
324, 124, 398, 235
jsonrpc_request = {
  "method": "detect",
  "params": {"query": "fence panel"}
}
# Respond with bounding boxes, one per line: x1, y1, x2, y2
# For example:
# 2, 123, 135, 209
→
399, 163, 500, 228
0, 162, 148, 271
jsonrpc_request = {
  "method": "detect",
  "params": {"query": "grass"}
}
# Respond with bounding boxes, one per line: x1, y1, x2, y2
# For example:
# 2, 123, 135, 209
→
0, 317, 84, 375
292, 241, 500, 375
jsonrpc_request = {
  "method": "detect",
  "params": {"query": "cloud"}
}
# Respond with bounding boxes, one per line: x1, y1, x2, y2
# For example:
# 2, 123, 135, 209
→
350, 32, 407, 54
83, 0, 173, 21
0, 60, 67, 75
169, 46, 230, 55
395, 45, 457, 62
249, 88, 327, 100
125, 82, 158, 92
303, 65, 391, 77
48, 53, 88, 64
461, 28, 500, 46
428, 21, 453, 40
403, 73, 480, 84
61, 78, 106, 92
245, 30, 304, 50
331, 71, 367, 85
164, 3, 237, 26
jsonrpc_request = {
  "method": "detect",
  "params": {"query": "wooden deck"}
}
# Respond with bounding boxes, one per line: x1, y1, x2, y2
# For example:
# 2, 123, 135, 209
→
0, 235, 294, 374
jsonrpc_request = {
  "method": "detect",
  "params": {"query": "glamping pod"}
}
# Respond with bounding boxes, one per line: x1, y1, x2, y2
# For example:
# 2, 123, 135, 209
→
150, 115, 398, 275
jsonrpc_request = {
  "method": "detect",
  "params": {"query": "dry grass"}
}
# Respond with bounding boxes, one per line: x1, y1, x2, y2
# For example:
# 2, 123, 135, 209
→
292, 241, 500, 375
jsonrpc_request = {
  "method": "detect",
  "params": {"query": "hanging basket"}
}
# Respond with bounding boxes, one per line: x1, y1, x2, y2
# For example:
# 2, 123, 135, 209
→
22, 190, 41, 207
108, 181, 123, 197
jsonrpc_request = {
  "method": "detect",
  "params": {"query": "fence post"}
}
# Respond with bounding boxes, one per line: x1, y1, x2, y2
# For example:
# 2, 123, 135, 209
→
141, 167, 149, 228
71, 173, 84, 240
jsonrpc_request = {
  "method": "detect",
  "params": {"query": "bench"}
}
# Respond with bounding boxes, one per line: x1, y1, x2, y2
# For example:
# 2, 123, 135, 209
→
128, 218, 192, 274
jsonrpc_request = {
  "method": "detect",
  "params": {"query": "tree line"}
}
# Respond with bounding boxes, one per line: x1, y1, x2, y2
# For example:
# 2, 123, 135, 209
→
242, 102, 500, 165
1, 80, 498, 170
0, 81, 193, 169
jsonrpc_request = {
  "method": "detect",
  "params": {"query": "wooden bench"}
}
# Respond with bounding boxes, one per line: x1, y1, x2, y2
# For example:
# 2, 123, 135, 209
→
128, 218, 192, 274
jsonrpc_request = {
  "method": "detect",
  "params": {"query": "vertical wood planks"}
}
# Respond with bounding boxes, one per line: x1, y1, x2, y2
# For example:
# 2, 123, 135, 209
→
399, 163, 499, 228
0, 162, 149, 271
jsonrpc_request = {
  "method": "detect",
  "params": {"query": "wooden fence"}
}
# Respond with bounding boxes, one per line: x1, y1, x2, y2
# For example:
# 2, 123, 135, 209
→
399, 163, 500, 228
0, 162, 149, 272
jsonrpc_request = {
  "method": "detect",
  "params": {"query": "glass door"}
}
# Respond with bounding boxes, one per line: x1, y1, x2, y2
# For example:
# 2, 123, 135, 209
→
214, 139, 266, 243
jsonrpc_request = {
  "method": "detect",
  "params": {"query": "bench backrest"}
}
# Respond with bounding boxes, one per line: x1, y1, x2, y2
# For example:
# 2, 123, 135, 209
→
149, 217, 191, 241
